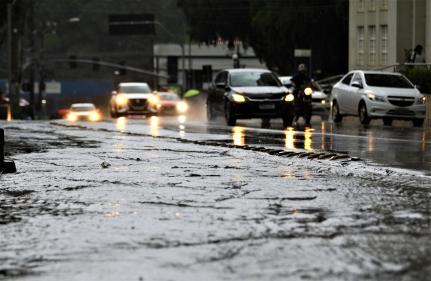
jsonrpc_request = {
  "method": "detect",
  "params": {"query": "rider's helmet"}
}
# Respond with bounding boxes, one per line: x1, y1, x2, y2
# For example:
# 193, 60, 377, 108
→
298, 63, 307, 73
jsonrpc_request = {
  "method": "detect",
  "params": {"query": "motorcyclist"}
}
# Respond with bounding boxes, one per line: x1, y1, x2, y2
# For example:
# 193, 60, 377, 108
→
290, 64, 311, 92
290, 64, 313, 126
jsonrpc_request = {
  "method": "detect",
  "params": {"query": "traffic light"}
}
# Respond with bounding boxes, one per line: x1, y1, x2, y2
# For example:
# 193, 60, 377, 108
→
69, 55, 77, 69
92, 57, 100, 72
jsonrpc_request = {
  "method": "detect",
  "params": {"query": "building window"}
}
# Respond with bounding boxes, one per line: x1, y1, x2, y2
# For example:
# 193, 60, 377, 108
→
358, 0, 365, 12
357, 26, 365, 66
369, 0, 376, 11
369, 25, 376, 65
380, 25, 388, 65
381, 0, 388, 10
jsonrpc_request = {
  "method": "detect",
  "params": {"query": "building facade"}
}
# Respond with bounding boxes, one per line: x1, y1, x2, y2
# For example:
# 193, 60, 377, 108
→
349, 0, 431, 70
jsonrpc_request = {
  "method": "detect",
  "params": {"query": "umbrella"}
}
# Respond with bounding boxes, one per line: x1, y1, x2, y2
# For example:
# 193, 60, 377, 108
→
183, 89, 200, 98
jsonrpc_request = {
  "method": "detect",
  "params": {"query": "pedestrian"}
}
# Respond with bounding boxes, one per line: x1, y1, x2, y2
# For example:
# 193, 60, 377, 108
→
408, 44, 426, 63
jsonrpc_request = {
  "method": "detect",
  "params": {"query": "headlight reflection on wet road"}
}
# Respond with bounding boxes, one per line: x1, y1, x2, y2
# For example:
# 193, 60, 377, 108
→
150, 116, 160, 137
232, 126, 246, 146
178, 115, 187, 138
116, 117, 127, 131
284, 127, 295, 150
304, 128, 313, 151
367, 130, 374, 152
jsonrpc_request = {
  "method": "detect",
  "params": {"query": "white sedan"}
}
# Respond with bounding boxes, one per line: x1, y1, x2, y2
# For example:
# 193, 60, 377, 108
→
330, 71, 426, 127
67, 103, 101, 122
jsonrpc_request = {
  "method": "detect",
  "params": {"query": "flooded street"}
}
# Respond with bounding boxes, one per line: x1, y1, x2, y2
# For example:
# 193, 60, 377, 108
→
1, 120, 430, 280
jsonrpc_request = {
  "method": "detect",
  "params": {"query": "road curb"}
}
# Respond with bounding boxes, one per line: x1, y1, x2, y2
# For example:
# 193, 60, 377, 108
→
0, 128, 17, 174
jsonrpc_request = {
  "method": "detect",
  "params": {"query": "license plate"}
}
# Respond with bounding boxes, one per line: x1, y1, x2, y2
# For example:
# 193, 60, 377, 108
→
131, 106, 145, 110
259, 104, 275, 110
393, 108, 410, 114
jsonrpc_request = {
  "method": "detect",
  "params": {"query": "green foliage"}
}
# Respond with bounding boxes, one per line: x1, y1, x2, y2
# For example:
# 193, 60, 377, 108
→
402, 67, 431, 94
179, 0, 349, 77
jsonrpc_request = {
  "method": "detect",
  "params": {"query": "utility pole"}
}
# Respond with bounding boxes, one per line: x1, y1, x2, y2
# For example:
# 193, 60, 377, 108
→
28, 0, 35, 119
7, 0, 21, 119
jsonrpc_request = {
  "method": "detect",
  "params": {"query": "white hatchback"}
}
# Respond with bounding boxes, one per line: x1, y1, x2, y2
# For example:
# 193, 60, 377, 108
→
330, 71, 426, 127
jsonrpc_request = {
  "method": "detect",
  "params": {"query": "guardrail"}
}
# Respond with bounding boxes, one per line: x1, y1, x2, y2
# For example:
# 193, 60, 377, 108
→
0, 128, 16, 174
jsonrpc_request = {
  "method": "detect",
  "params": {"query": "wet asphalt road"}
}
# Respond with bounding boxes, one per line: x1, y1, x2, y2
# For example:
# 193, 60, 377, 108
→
1, 120, 431, 280
105, 114, 431, 176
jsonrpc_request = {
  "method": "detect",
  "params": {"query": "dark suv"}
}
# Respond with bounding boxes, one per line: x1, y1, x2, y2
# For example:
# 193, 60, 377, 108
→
207, 69, 295, 127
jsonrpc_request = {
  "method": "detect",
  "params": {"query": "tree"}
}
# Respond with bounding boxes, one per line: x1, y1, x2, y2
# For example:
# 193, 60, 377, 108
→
179, 0, 349, 77
0, 0, 9, 47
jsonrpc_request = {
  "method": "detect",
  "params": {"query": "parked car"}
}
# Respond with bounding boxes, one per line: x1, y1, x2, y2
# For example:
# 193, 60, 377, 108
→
330, 71, 426, 126
67, 103, 101, 122
110, 82, 159, 118
207, 69, 295, 127
279, 76, 330, 120
157, 92, 189, 115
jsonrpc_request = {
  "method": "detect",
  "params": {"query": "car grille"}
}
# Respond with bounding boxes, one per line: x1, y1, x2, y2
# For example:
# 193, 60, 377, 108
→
387, 96, 415, 107
128, 99, 147, 109
247, 93, 285, 101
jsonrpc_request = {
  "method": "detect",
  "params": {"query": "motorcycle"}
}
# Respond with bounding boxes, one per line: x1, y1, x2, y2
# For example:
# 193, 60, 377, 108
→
293, 83, 314, 126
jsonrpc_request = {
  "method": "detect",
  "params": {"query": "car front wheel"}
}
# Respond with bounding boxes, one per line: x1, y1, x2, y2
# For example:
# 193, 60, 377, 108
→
412, 118, 424, 127
332, 101, 343, 123
207, 104, 216, 121
359, 103, 371, 126
225, 102, 237, 126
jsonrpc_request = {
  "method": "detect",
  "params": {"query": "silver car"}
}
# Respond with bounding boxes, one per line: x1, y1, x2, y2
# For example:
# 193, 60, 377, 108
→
330, 71, 426, 126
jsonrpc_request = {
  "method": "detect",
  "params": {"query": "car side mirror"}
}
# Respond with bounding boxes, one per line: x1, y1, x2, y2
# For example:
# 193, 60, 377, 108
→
415, 84, 422, 91
351, 81, 363, 89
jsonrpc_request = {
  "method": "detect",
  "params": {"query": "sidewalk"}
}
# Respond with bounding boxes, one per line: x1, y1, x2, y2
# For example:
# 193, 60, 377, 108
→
1, 121, 430, 281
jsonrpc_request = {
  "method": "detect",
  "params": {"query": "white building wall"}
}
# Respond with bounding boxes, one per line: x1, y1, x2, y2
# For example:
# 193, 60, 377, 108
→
426, 0, 431, 62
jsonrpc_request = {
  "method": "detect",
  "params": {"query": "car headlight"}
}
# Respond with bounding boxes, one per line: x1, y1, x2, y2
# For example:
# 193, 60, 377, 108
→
176, 101, 189, 113
321, 99, 326, 105
148, 94, 160, 106
116, 94, 128, 106
417, 96, 427, 104
285, 93, 295, 102
89, 111, 100, 121
304, 87, 313, 96
232, 93, 246, 103
367, 93, 385, 102
67, 112, 77, 122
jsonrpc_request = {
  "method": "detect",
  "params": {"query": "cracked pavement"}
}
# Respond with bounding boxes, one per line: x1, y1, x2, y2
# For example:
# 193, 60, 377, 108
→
1, 121, 431, 281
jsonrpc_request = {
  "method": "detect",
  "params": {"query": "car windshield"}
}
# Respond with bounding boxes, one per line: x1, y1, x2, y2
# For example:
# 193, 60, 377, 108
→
159, 93, 180, 101
230, 71, 281, 87
71, 105, 95, 112
120, 85, 151, 93
364, 74, 414, 89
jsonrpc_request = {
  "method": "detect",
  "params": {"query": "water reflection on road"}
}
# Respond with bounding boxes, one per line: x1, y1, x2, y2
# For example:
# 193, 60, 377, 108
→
150, 116, 431, 175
